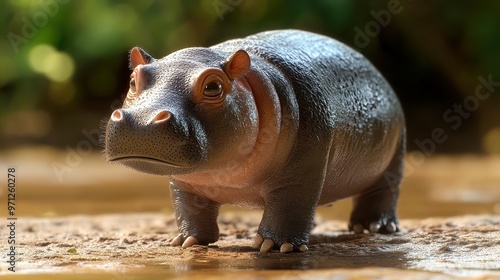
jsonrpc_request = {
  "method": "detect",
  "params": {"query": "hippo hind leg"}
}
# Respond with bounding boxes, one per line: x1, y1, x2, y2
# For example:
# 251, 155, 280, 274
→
349, 130, 405, 234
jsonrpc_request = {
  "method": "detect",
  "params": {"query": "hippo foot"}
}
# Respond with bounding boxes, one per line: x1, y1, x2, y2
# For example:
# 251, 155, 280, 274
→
251, 233, 308, 253
348, 215, 399, 234
169, 234, 199, 248
349, 174, 401, 234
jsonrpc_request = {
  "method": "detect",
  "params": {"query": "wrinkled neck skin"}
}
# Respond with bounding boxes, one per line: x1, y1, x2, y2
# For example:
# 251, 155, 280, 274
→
172, 60, 297, 192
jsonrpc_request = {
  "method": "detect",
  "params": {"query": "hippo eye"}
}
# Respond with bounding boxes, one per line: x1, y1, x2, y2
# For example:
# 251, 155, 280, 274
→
129, 76, 136, 93
203, 81, 222, 98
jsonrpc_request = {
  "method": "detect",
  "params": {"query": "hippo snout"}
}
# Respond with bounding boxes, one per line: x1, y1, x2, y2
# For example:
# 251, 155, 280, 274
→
110, 108, 172, 125
104, 108, 203, 175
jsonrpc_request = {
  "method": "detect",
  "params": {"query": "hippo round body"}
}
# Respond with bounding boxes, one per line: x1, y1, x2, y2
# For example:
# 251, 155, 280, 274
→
105, 29, 405, 253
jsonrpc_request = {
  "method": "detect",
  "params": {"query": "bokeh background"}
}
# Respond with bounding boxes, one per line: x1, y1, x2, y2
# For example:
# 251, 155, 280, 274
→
1, 3, 499, 277
1, 0, 499, 153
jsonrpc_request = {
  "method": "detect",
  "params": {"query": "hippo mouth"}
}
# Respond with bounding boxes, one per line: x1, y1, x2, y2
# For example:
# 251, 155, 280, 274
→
107, 156, 198, 176
109, 156, 188, 168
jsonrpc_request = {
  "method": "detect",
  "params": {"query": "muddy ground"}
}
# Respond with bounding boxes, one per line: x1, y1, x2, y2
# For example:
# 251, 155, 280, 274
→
5, 213, 500, 279
0, 148, 499, 279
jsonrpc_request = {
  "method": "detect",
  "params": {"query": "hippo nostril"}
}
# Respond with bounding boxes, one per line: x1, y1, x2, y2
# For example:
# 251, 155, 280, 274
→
152, 110, 171, 124
111, 109, 123, 122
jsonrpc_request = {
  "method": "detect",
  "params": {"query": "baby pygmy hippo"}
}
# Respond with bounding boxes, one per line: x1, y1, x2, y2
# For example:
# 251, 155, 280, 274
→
105, 29, 405, 253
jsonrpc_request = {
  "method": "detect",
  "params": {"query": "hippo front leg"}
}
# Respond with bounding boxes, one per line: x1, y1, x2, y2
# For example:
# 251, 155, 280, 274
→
253, 156, 327, 253
252, 187, 315, 253
169, 180, 220, 248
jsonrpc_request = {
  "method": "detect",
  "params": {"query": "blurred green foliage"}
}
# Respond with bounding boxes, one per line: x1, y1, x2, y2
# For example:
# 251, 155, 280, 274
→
0, 0, 499, 152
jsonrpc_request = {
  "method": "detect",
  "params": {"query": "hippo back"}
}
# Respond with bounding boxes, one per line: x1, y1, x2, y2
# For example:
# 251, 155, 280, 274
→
212, 29, 405, 201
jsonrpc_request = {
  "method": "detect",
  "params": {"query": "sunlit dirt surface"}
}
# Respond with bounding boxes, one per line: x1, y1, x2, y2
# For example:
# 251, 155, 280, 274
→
0, 147, 499, 279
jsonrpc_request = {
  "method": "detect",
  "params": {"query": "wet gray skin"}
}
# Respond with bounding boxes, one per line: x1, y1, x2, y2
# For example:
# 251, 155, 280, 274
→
105, 29, 405, 253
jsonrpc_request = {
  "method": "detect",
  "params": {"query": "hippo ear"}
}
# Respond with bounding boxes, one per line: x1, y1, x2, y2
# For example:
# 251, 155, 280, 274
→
224, 49, 250, 80
129, 47, 155, 69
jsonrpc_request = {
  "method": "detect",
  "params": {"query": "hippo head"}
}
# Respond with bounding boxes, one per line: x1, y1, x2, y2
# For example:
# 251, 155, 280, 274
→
104, 47, 258, 175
